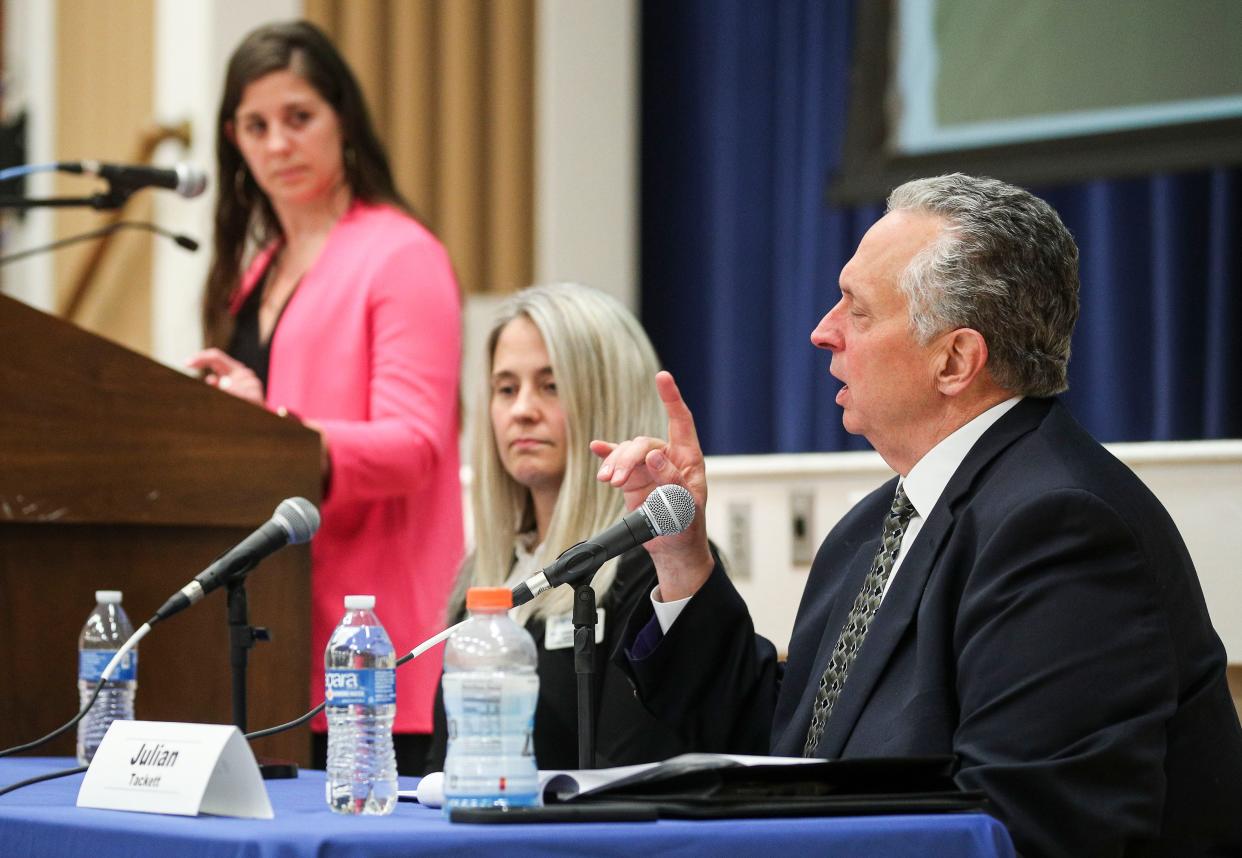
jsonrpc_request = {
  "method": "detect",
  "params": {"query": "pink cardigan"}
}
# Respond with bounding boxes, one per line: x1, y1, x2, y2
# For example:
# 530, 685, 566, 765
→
232, 201, 463, 734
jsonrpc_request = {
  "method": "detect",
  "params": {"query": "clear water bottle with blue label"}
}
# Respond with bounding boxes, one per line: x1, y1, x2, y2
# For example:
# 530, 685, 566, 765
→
442, 586, 540, 811
325, 594, 398, 815
76, 590, 137, 765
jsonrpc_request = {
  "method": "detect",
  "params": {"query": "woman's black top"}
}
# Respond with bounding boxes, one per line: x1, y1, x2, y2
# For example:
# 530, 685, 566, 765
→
427, 546, 691, 772
227, 270, 272, 387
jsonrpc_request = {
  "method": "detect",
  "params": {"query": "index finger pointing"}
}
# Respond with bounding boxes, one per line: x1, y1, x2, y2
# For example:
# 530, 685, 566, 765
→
589, 439, 617, 460
655, 371, 702, 453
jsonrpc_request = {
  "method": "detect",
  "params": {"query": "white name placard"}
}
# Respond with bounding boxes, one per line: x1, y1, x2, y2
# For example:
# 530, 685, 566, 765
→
76, 720, 273, 819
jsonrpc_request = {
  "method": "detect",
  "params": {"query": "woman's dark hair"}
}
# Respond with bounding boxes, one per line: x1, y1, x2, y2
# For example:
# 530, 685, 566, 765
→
202, 20, 411, 346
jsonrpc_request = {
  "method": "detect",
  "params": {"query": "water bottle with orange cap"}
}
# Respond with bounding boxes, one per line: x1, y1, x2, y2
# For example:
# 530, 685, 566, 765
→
442, 586, 540, 811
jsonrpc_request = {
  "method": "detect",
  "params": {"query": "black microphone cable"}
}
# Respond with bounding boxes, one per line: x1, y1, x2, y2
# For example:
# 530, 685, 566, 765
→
0, 499, 315, 769
0, 631, 148, 796
0, 626, 150, 761
243, 621, 466, 742
0, 499, 315, 764
0, 612, 456, 798
0, 220, 199, 266
0, 764, 88, 799
0, 622, 466, 798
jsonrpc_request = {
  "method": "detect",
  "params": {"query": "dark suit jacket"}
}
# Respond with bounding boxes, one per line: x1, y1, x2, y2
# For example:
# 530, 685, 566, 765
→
620, 398, 1242, 858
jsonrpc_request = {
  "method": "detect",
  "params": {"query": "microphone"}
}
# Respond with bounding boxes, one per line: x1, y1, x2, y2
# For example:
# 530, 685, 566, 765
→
152, 498, 320, 623
59, 160, 208, 199
512, 485, 696, 606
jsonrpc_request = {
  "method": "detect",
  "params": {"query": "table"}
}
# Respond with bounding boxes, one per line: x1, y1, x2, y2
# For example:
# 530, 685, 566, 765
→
0, 758, 1015, 858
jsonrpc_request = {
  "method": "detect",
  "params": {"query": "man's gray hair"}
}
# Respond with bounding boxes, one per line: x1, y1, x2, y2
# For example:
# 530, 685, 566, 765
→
887, 173, 1080, 397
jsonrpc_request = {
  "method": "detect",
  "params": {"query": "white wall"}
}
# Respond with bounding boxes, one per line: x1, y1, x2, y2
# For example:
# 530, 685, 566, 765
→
533, 0, 638, 308
149, 0, 299, 366
464, 0, 638, 465
2, 0, 56, 312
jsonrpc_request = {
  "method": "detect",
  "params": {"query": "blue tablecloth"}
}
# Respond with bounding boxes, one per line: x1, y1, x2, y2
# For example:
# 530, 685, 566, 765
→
0, 758, 1015, 858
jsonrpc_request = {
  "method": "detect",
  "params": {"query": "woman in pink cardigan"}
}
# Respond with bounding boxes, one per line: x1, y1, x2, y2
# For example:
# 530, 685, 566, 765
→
188, 21, 462, 773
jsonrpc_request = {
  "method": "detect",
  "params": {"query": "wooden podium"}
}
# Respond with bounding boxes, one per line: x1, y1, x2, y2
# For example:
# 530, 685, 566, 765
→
0, 293, 321, 764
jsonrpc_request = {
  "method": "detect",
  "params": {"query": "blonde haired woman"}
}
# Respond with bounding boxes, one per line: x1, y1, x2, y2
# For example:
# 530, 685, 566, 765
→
427, 283, 690, 770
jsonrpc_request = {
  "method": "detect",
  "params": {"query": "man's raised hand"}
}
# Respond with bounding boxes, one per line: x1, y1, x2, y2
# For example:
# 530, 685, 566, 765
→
590, 371, 713, 600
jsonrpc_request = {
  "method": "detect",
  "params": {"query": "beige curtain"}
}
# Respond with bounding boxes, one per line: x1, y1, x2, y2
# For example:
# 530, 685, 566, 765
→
306, 0, 536, 296
52, 0, 157, 352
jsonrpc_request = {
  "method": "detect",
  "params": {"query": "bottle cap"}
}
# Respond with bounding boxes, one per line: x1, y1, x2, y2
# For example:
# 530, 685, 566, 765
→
466, 587, 513, 611
344, 595, 375, 610
95, 590, 122, 604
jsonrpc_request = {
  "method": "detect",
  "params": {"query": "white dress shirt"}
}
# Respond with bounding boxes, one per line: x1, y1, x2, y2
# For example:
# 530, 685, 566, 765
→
651, 396, 1023, 633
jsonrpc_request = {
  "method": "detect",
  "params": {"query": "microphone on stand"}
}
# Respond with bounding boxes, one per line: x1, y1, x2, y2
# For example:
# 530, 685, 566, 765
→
151, 497, 320, 624
512, 484, 696, 606
58, 160, 208, 199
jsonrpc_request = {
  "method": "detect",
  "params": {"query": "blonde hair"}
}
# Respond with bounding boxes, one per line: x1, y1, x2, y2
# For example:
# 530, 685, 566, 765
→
450, 283, 664, 622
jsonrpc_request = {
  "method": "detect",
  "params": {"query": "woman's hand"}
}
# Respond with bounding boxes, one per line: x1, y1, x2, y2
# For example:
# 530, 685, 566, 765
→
186, 348, 265, 406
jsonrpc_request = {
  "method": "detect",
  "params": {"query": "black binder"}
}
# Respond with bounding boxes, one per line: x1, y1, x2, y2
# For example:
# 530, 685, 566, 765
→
449, 753, 989, 824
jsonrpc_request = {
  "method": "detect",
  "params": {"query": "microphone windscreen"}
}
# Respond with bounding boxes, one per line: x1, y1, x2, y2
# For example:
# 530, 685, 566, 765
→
642, 485, 695, 536
274, 497, 320, 543
176, 163, 208, 198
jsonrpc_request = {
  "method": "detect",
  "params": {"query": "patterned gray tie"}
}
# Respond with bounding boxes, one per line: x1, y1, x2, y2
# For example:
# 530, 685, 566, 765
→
802, 485, 917, 757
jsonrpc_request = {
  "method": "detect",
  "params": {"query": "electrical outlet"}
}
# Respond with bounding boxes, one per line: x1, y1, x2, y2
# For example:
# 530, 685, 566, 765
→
726, 500, 752, 580
790, 489, 816, 567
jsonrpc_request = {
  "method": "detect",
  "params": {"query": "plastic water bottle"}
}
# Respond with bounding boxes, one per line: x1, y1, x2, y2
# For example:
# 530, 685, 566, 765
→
324, 594, 398, 815
442, 586, 540, 811
76, 590, 137, 765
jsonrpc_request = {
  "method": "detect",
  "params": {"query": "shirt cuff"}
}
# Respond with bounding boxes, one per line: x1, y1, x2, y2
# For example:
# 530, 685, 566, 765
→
650, 585, 691, 634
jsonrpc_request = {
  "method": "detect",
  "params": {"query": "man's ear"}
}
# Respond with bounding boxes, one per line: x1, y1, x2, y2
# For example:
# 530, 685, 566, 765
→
934, 328, 989, 396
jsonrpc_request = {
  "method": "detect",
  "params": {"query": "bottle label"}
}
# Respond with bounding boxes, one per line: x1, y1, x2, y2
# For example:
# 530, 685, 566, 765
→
442, 672, 540, 803
324, 668, 396, 707
441, 672, 539, 749
79, 649, 137, 682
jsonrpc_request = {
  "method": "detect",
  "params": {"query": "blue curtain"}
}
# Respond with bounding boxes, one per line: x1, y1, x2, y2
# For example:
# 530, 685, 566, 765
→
640, 0, 1242, 454
1046, 174, 1242, 441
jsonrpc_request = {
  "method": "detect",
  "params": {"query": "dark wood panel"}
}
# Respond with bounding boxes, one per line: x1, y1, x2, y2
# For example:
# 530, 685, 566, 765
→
0, 293, 320, 527
0, 524, 313, 763
0, 294, 322, 765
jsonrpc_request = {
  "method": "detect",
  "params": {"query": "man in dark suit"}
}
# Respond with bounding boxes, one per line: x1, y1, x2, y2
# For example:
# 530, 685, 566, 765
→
591, 174, 1242, 857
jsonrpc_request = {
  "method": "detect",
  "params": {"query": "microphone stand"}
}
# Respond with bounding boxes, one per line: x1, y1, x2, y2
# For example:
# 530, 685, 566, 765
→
226, 578, 297, 779
0, 188, 133, 210
571, 571, 604, 769
0, 221, 198, 266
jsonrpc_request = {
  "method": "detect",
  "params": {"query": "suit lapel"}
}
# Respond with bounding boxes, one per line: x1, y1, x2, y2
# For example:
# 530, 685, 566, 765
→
791, 397, 1054, 759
